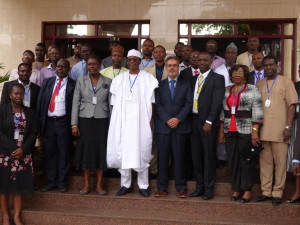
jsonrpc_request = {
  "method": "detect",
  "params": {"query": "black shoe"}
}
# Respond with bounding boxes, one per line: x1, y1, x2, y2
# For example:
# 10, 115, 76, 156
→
58, 185, 68, 193
34, 185, 40, 190
41, 184, 57, 192
230, 195, 241, 201
149, 173, 157, 180
286, 196, 300, 203
203, 190, 214, 200
188, 190, 204, 197
254, 195, 272, 202
217, 160, 226, 169
139, 188, 150, 197
240, 197, 251, 203
116, 186, 131, 196
272, 197, 282, 206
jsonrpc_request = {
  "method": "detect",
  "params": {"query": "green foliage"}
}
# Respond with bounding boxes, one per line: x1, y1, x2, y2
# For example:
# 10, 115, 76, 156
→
192, 24, 234, 35
0, 62, 10, 83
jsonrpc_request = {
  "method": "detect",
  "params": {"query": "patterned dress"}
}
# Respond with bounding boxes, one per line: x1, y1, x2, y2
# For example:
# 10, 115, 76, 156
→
0, 112, 33, 194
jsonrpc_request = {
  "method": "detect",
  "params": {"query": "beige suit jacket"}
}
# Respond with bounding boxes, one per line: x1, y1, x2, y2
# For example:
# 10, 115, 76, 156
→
143, 64, 168, 81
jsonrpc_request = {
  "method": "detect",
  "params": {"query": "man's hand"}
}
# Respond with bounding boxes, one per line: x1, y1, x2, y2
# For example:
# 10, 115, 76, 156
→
11, 148, 24, 160
203, 123, 212, 137
293, 163, 300, 176
252, 131, 261, 147
283, 128, 292, 142
167, 118, 180, 129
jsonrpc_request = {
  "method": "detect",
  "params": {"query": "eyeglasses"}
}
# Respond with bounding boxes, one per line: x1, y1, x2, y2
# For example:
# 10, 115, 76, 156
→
166, 64, 179, 67
232, 71, 244, 76
190, 55, 199, 59
153, 50, 166, 54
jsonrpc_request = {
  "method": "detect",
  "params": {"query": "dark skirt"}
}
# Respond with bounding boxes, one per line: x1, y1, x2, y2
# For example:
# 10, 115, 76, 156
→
75, 117, 109, 170
0, 154, 33, 195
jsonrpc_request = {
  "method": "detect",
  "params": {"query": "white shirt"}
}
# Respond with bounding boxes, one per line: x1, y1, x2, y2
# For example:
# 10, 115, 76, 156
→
254, 69, 264, 84
9, 68, 40, 85
193, 69, 210, 114
179, 62, 190, 72
191, 67, 200, 76
47, 76, 68, 117
17, 79, 31, 107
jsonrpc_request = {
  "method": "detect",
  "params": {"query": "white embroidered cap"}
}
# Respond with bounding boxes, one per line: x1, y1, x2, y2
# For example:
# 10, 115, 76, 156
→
127, 49, 142, 59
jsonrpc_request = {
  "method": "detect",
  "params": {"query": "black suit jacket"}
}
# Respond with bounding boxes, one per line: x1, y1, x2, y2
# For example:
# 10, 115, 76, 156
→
155, 78, 192, 134
191, 70, 225, 127
248, 71, 256, 85
36, 76, 76, 135
1, 80, 40, 111
179, 67, 194, 82
0, 104, 37, 155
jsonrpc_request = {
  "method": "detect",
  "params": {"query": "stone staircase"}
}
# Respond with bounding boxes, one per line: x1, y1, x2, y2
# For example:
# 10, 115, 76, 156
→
19, 169, 300, 225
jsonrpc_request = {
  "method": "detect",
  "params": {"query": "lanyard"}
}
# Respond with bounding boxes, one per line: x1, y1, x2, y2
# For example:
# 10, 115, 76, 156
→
129, 72, 139, 93
266, 75, 278, 99
90, 76, 99, 94
141, 58, 152, 68
36, 59, 44, 70
55, 78, 66, 96
14, 108, 22, 128
24, 86, 30, 100
82, 61, 87, 74
231, 84, 245, 107
197, 75, 206, 88
113, 68, 121, 78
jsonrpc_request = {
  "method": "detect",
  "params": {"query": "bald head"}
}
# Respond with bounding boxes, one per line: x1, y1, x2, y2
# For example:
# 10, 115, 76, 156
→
56, 59, 70, 78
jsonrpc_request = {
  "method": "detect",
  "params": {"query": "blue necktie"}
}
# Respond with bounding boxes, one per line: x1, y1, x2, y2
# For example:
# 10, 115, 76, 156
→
170, 80, 176, 99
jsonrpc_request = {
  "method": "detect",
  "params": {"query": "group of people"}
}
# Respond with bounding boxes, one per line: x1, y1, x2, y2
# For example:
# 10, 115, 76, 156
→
1, 35, 300, 225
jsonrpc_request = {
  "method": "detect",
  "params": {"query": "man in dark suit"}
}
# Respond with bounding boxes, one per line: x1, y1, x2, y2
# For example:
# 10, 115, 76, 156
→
189, 51, 225, 200
1, 63, 40, 110
179, 50, 201, 82
248, 51, 264, 85
154, 56, 192, 198
36, 59, 76, 192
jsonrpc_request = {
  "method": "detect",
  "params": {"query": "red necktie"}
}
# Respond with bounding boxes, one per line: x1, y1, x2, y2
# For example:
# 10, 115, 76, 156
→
49, 78, 63, 112
194, 70, 199, 76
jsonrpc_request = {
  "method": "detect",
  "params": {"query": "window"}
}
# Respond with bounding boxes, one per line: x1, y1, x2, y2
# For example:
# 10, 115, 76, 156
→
179, 20, 296, 80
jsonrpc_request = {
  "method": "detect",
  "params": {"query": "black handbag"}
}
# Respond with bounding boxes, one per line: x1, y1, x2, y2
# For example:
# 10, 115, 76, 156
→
239, 143, 264, 161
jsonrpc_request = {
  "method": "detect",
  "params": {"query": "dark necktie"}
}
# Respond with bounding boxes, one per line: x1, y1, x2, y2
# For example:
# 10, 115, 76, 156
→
170, 80, 176, 99
257, 71, 261, 81
49, 78, 63, 112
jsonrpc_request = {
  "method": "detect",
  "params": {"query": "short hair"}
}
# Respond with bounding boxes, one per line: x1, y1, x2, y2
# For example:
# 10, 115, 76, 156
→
198, 51, 212, 58
58, 59, 70, 68
36, 42, 46, 48
262, 55, 278, 64
229, 64, 250, 82
87, 54, 102, 64
23, 50, 34, 57
165, 56, 180, 64
18, 63, 32, 71
143, 38, 154, 45
9, 83, 25, 94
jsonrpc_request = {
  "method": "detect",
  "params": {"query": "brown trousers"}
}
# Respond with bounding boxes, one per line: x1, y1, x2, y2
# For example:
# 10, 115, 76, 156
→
259, 141, 288, 198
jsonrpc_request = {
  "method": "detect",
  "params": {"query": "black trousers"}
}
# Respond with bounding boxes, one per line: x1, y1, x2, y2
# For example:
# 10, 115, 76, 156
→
225, 132, 257, 191
156, 131, 187, 192
191, 115, 217, 192
44, 117, 71, 186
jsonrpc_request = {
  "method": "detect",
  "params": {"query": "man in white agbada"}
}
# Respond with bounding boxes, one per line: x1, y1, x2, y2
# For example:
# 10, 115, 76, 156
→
107, 49, 158, 197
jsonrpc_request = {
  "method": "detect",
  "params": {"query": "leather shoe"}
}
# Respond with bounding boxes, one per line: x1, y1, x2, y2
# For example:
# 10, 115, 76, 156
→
155, 190, 167, 197
116, 186, 131, 196
58, 185, 68, 193
272, 197, 282, 206
240, 197, 251, 203
286, 196, 300, 203
41, 184, 57, 192
176, 190, 187, 198
254, 195, 272, 202
188, 190, 204, 197
230, 195, 241, 201
203, 190, 214, 200
139, 188, 149, 197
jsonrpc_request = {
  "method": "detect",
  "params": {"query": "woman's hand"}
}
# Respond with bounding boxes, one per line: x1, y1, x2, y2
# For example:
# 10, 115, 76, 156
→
11, 148, 24, 160
251, 131, 261, 147
72, 126, 80, 137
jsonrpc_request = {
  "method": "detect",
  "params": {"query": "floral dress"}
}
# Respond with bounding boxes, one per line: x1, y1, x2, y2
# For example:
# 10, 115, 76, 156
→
0, 112, 33, 194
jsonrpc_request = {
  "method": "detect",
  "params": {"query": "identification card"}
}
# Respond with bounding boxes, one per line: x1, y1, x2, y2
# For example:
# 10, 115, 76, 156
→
193, 100, 198, 110
92, 96, 97, 105
127, 93, 133, 101
54, 96, 61, 103
14, 130, 19, 140
24, 100, 30, 107
231, 106, 236, 115
18, 134, 24, 142
265, 99, 271, 108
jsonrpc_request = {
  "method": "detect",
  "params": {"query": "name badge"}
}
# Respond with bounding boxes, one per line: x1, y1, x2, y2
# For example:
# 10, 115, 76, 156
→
92, 96, 97, 105
127, 93, 133, 101
265, 99, 271, 108
54, 96, 61, 103
14, 129, 19, 140
24, 100, 30, 107
231, 106, 236, 115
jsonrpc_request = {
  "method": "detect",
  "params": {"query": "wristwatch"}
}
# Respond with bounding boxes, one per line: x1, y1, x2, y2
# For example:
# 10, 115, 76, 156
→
285, 126, 292, 131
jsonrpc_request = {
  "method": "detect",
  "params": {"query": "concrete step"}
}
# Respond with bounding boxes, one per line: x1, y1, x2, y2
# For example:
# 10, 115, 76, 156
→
21, 205, 299, 225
